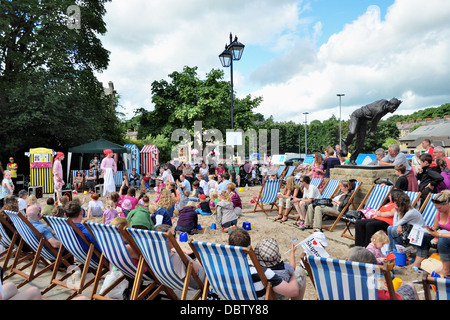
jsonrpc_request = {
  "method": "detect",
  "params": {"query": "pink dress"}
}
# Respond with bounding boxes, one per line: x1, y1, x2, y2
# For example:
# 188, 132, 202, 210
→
310, 163, 325, 179
53, 160, 64, 191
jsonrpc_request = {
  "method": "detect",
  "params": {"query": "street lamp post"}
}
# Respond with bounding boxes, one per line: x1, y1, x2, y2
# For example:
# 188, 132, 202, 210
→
303, 112, 309, 156
219, 33, 245, 130
337, 94, 345, 148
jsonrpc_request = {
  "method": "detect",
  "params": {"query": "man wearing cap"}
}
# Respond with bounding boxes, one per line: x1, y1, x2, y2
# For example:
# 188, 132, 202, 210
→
6, 157, 18, 193
100, 149, 117, 197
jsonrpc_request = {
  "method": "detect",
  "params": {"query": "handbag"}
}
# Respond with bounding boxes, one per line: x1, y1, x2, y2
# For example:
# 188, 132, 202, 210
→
312, 198, 333, 207
400, 223, 414, 245
344, 210, 365, 220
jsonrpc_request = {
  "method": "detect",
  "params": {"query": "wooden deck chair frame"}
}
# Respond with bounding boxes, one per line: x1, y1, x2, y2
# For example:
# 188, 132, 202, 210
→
3, 210, 71, 289
189, 240, 276, 300
85, 222, 157, 300
422, 273, 450, 300
253, 178, 282, 216
341, 184, 392, 240
0, 214, 34, 277
41, 216, 109, 300
322, 181, 362, 232
303, 255, 396, 300
126, 227, 204, 300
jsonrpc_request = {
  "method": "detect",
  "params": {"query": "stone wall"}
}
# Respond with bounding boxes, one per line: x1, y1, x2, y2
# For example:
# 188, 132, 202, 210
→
330, 165, 397, 208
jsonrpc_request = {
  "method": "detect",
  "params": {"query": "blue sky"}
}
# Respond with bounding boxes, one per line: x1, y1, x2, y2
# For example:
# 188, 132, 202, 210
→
95, 0, 450, 125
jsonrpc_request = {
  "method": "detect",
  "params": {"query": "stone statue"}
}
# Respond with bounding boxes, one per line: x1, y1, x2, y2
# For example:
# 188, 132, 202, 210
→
342, 98, 402, 164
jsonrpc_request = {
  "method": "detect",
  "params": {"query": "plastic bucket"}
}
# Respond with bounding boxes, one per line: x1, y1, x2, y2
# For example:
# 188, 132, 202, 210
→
395, 252, 407, 267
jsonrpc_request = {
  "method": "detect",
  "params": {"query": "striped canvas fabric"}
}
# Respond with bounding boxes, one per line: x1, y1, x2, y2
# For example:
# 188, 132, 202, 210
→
321, 179, 341, 199
276, 166, 285, 178
87, 222, 152, 281
434, 277, 450, 300
46, 216, 99, 269
0, 221, 12, 249
421, 194, 437, 227
192, 241, 258, 300
4, 210, 56, 262
404, 191, 420, 207
307, 256, 379, 300
365, 184, 392, 210
283, 166, 295, 180
261, 179, 282, 203
127, 228, 185, 291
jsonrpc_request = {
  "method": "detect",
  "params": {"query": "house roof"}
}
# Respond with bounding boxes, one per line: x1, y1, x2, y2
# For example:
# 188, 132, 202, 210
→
399, 123, 450, 142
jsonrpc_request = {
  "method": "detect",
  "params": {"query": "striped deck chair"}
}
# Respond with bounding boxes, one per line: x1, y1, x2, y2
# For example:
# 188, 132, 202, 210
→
305, 256, 396, 300
419, 193, 437, 227
404, 190, 421, 208
42, 216, 109, 299
341, 184, 392, 240
320, 179, 341, 199
422, 274, 450, 300
85, 222, 156, 300
282, 166, 296, 181
276, 165, 286, 179
0, 214, 34, 276
322, 181, 362, 232
4, 210, 71, 289
253, 179, 282, 216
189, 240, 276, 300
127, 228, 204, 300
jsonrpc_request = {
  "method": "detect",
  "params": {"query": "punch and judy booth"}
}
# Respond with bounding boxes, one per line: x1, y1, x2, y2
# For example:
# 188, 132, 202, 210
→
141, 145, 159, 175
27, 147, 54, 195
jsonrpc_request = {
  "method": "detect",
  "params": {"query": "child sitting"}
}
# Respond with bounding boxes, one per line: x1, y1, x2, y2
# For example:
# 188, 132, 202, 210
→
121, 199, 132, 218
366, 230, 389, 264
151, 204, 172, 227
175, 201, 199, 235
216, 191, 237, 233
17, 189, 28, 213
209, 191, 219, 211
103, 200, 119, 224
41, 197, 55, 216
87, 193, 104, 219
190, 181, 203, 199
227, 182, 242, 217
195, 194, 212, 216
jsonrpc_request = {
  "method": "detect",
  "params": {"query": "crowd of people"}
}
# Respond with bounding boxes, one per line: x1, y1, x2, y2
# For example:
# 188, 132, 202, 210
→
1, 139, 450, 300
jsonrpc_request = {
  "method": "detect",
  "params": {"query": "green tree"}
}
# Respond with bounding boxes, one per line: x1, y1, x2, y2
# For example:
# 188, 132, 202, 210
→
0, 0, 122, 171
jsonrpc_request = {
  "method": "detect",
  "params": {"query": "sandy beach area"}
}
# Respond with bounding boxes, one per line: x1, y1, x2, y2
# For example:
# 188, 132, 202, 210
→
4, 185, 428, 300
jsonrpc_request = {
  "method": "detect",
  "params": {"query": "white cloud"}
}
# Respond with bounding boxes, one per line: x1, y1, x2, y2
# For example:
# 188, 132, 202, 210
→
96, 0, 450, 124
252, 0, 450, 122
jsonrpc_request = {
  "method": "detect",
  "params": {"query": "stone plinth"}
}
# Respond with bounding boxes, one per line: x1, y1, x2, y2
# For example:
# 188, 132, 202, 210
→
330, 165, 396, 208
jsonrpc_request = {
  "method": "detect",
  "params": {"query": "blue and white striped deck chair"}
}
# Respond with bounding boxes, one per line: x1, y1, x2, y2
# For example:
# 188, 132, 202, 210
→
0, 215, 29, 274
310, 178, 323, 189
42, 216, 109, 299
127, 228, 204, 300
86, 222, 156, 300
320, 179, 341, 199
306, 256, 396, 300
423, 275, 450, 300
253, 179, 282, 216
404, 190, 421, 208
323, 181, 362, 232
276, 166, 286, 179
341, 184, 392, 240
4, 210, 71, 288
282, 166, 295, 181
420, 193, 437, 227
189, 241, 276, 300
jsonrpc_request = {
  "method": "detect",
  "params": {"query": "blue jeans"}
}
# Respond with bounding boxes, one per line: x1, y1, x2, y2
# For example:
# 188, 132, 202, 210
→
387, 225, 404, 251
415, 233, 450, 262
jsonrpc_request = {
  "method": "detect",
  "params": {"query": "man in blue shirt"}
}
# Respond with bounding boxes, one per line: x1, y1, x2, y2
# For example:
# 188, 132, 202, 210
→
26, 205, 61, 249
217, 173, 231, 192
64, 201, 101, 262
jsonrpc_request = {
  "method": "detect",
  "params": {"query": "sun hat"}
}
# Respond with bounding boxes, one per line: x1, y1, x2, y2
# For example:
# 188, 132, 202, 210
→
199, 194, 206, 200
122, 199, 132, 210
185, 201, 198, 208
254, 238, 281, 268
